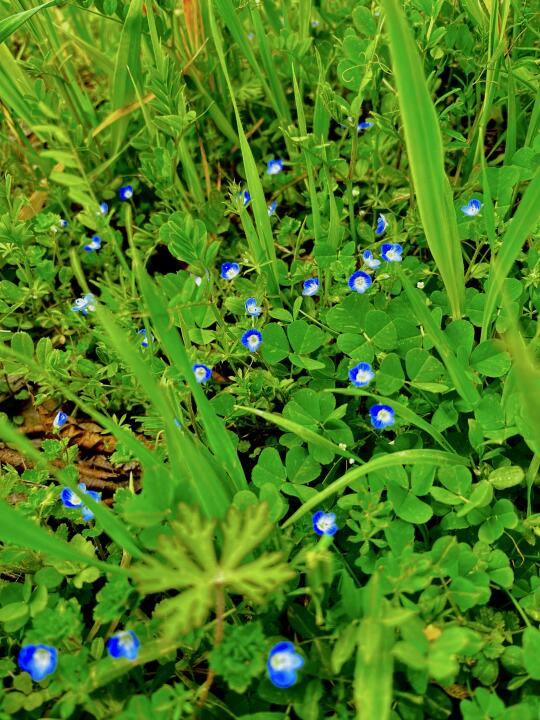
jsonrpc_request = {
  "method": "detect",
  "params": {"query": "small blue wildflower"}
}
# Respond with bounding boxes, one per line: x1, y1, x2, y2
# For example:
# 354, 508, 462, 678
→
53, 411, 68, 430
358, 121, 374, 131
220, 262, 240, 280
375, 214, 388, 236
83, 234, 102, 252
381, 243, 403, 263
267, 200, 277, 216
18, 644, 57, 682
174, 418, 182, 428
81, 488, 101, 521
137, 328, 154, 348
61, 483, 101, 521
71, 293, 96, 315
267, 159, 284, 176
348, 362, 375, 388
348, 270, 372, 294
237, 190, 250, 207
98, 202, 108, 216
362, 249, 381, 269
267, 642, 304, 688
245, 297, 262, 317
119, 185, 133, 201
312, 511, 338, 536
59, 219, 68, 228
241, 329, 262, 352
106, 631, 140, 661
192, 364, 212, 383
369, 404, 395, 429
460, 198, 482, 217
302, 277, 319, 297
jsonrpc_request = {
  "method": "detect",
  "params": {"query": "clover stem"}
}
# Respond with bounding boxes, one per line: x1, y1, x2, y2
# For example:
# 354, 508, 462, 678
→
196, 581, 225, 711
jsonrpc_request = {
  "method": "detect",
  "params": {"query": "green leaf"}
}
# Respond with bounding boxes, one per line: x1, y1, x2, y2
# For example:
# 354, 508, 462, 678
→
470, 340, 512, 377
387, 485, 434, 524
260, 323, 290, 363
365, 310, 397, 350
209, 622, 266, 693
488, 466, 525, 490
449, 577, 490, 611
523, 627, 540, 680
375, 354, 405, 395
252, 448, 286, 488
287, 319, 326, 354
286, 447, 321, 485
0, 0, 60, 44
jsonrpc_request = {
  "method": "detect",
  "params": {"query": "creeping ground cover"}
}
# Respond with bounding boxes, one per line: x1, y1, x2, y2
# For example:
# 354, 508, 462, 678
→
0, 0, 539, 718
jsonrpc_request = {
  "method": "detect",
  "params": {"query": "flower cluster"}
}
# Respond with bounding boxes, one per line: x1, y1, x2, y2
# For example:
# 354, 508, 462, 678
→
61, 482, 101, 522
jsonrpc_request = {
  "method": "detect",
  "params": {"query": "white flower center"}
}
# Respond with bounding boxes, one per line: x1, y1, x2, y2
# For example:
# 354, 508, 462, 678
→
270, 652, 294, 671
195, 368, 206, 380
317, 515, 333, 531
354, 276, 367, 291
248, 335, 259, 347
387, 250, 398, 261
355, 369, 372, 384
118, 633, 134, 651
377, 410, 391, 423
34, 649, 52, 671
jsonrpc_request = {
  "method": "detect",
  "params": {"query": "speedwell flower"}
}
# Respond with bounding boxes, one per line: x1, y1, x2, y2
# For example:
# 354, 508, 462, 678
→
221, 262, 240, 280
362, 249, 381, 269
59, 219, 68, 228
381, 243, 403, 263
98, 202, 108, 215
312, 511, 338, 536
375, 214, 388, 236
267, 642, 304, 688
106, 630, 140, 661
137, 328, 154, 348
460, 198, 481, 216
192, 364, 212, 383
83, 234, 101, 252
71, 293, 96, 315
267, 158, 284, 175
53, 411, 68, 430
267, 200, 277, 216
61, 483, 101, 521
369, 404, 395, 429
348, 270, 372, 294
348, 362, 375, 388
18, 644, 57, 682
119, 185, 133, 201
358, 120, 374, 131
241, 329, 262, 352
237, 190, 250, 207
245, 297, 262, 317
302, 277, 319, 296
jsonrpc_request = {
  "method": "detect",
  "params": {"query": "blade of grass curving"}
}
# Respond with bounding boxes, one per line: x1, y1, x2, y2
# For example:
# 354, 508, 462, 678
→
381, 0, 465, 319
109, 0, 144, 153
328, 389, 455, 453
0, 412, 143, 559
282, 449, 469, 529
207, 1, 280, 297
481, 167, 540, 340
0, 0, 60, 43
399, 270, 480, 407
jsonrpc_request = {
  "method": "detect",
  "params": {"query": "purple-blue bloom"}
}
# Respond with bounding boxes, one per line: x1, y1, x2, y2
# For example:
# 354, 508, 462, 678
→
302, 277, 319, 296
267, 159, 284, 175
358, 120, 374, 131
18, 644, 57, 682
98, 202, 108, 215
71, 293, 96, 315
221, 262, 240, 280
83, 234, 101, 252
375, 214, 388, 236
106, 630, 140, 661
53, 411, 68, 430
369, 404, 395, 429
460, 199, 482, 217
267, 200, 277, 216
362, 249, 381, 269
267, 641, 304, 688
381, 243, 403, 263
192, 364, 212, 383
348, 270, 372, 294
60, 482, 101, 521
119, 185, 133, 201
238, 190, 250, 207
312, 511, 338, 536
59, 219, 68, 228
241, 329, 262, 352
245, 297, 262, 317
348, 362, 375, 388
137, 328, 154, 348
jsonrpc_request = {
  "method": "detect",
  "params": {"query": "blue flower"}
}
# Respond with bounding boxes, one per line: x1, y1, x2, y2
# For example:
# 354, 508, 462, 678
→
61, 483, 101, 521
245, 297, 262, 316
362, 250, 381, 269
302, 277, 319, 296
119, 185, 133, 201
106, 630, 140, 661
267, 642, 304, 688
460, 198, 481, 216
237, 190, 251, 207
18, 644, 57, 682
71, 293, 96, 315
381, 243, 403, 263
137, 328, 154, 348
221, 262, 240, 280
375, 214, 388, 236
174, 418, 182, 428
192, 364, 212, 383
348, 270, 372, 294
312, 511, 338, 536
98, 202, 108, 215
59, 219, 68, 228
369, 404, 395, 429
83, 234, 102, 252
349, 362, 375, 388
267, 200, 277, 216
358, 120, 374, 131
53, 411, 68, 430
267, 159, 284, 175
241, 329, 262, 352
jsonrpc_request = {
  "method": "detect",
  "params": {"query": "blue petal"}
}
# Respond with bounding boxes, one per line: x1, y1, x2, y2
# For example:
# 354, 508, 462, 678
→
375, 214, 387, 236
267, 668, 298, 688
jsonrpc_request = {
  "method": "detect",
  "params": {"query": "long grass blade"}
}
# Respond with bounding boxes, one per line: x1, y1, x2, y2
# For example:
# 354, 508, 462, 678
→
381, 0, 465, 319
0, 0, 60, 43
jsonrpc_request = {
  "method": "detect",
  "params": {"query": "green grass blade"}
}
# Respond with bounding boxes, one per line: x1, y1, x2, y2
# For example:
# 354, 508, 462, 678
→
381, 0, 465, 319
481, 167, 540, 340
282, 449, 469, 529
399, 270, 480, 407
0, 0, 60, 43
